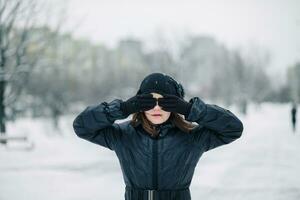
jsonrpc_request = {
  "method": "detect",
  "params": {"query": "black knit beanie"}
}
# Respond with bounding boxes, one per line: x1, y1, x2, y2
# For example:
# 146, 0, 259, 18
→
136, 72, 185, 99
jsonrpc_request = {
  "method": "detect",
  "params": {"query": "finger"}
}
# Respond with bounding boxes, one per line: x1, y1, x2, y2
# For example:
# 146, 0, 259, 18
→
139, 104, 154, 109
158, 99, 177, 105
159, 96, 176, 100
159, 107, 174, 112
160, 102, 175, 108
139, 99, 156, 104
140, 105, 156, 111
140, 101, 156, 107
160, 106, 177, 110
161, 94, 177, 98
160, 100, 177, 105
138, 98, 156, 103
140, 100, 156, 106
158, 102, 176, 108
158, 95, 178, 100
140, 102, 157, 108
138, 96, 154, 100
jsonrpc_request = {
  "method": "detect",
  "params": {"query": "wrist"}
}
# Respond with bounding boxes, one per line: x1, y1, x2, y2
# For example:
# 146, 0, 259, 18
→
120, 101, 129, 115
184, 102, 192, 117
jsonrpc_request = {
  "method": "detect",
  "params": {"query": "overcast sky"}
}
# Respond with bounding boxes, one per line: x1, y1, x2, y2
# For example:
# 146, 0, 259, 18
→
54, 0, 300, 80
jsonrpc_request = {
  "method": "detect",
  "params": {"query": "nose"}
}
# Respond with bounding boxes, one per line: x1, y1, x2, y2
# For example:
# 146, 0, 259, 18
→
153, 101, 161, 109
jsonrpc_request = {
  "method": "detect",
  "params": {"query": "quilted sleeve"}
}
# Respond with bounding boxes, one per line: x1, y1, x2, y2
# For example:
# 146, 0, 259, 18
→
186, 97, 244, 152
72, 99, 129, 151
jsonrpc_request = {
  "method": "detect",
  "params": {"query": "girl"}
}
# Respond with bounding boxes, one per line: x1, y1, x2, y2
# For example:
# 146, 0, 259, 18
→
73, 72, 244, 200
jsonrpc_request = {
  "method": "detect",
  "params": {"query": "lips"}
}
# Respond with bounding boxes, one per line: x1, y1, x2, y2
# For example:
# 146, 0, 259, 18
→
152, 114, 162, 116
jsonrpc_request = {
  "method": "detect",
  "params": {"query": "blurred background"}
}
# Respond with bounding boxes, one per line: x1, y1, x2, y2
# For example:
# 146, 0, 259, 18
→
0, 0, 300, 199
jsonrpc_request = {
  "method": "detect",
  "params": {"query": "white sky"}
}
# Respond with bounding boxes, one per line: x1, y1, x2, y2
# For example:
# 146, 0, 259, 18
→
53, 0, 299, 79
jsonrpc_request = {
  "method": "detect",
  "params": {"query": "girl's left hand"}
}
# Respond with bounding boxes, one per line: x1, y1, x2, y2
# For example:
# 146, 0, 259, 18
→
157, 94, 192, 117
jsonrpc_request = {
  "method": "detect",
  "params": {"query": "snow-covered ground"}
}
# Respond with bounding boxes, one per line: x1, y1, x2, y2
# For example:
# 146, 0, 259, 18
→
1, 103, 300, 200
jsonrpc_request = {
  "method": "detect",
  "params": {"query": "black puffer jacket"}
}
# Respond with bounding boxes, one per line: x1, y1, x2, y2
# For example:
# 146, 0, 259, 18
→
72, 97, 243, 200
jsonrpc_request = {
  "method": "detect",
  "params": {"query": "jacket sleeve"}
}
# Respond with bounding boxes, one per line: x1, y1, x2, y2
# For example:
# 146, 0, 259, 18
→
186, 97, 244, 152
72, 98, 129, 151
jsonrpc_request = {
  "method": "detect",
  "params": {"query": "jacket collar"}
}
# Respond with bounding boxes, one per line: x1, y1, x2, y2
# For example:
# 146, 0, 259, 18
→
134, 119, 176, 137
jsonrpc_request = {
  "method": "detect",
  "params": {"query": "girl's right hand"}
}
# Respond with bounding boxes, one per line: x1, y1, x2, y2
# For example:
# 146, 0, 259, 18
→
120, 94, 156, 115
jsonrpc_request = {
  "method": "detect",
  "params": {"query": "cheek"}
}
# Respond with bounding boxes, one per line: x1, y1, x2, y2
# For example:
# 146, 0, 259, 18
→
162, 112, 171, 119
144, 112, 153, 119
144, 111, 151, 116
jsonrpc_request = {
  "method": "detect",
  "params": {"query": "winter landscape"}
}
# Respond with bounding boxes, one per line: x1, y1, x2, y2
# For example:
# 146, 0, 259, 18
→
1, 0, 300, 199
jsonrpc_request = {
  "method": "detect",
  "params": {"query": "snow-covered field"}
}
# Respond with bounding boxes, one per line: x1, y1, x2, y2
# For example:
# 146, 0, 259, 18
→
1, 103, 300, 200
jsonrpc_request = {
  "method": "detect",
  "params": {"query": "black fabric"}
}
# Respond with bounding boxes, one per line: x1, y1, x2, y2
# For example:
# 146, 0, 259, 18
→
73, 97, 244, 200
120, 93, 156, 115
157, 94, 192, 117
136, 72, 185, 99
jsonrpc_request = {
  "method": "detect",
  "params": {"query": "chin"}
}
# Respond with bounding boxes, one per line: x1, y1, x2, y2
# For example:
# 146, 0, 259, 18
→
152, 121, 163, 125
150, 118, 166, 124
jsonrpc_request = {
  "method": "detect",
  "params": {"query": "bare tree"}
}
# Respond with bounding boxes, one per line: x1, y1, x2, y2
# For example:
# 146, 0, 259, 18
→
0, 0, 59, 143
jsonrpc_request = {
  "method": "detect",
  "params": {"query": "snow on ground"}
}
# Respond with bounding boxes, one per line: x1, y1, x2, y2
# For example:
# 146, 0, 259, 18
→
0, 103, 300, 200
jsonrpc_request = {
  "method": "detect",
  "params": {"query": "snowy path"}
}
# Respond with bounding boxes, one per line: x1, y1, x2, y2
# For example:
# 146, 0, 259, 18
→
1, 103, 300, 200
191, 103, 300, 200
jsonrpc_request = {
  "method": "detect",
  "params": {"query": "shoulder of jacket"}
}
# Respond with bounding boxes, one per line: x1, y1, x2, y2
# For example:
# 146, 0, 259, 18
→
116, 120, 134, 132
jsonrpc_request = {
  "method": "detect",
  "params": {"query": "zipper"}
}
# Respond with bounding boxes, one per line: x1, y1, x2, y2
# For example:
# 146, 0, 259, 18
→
152, 128, 160, 189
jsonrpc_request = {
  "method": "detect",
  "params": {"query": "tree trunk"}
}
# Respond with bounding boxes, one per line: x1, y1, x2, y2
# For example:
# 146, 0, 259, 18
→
0, 80, 7, 145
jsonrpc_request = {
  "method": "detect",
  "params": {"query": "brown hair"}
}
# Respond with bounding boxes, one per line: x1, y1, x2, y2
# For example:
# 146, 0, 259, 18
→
130, 112, 197, 137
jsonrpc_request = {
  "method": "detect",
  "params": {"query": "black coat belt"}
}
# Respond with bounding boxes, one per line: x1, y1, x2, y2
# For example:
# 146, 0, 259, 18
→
125, 185, 191, 200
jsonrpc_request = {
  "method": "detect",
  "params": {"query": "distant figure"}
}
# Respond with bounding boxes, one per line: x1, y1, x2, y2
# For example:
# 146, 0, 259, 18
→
291, 103, 297, 132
